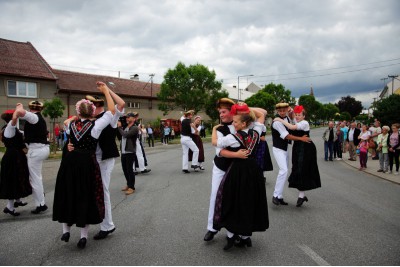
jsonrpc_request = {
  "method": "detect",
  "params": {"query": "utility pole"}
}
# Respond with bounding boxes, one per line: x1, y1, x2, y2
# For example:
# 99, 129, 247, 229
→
388, 75, 398, 95
149, 74, 155, 109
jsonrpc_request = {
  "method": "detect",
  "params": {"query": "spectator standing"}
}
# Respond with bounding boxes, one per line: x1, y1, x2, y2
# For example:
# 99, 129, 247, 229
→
146, 124, 154, 147
54, 123, 60, 149
340, 122, 349, 153
141, 125, 147, 146
369, 120, 382, 159
358, 138, 369, 170
334, 125, 343, 160
347, 122, 361, 161
377, 126, 390, 173
322, 121, 337, 161
163, 124, 171, 145
388, 123, 400, 175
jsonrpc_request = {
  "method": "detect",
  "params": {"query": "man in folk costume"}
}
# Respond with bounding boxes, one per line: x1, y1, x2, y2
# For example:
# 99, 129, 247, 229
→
271, 102, 310, 206
203, 98, 248, 242
85, 82, 125, 240
180, 110, 200, 173
14, 101, 50, 214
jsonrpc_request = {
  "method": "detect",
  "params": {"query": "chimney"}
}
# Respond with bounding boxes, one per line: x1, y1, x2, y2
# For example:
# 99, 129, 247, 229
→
130, 74, 139, 81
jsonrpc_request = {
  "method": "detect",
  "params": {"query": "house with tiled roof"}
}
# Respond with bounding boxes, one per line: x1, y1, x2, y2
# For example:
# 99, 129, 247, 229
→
0, 38, 184, 129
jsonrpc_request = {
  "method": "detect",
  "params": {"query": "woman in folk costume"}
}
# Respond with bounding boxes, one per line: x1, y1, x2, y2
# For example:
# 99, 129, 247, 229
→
189, 115, 205, 170
212, 102, 269, 251
0, 110, 32, 216
273, 105, 321, 207
255, 121, 273, 179
52, 83, 115, 249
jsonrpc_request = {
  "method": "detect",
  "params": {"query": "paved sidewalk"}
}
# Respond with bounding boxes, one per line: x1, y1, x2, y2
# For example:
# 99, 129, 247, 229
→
340, 151, 400, 185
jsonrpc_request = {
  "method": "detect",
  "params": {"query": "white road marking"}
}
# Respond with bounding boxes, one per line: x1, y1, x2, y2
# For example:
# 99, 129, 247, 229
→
298, 244, 331, 266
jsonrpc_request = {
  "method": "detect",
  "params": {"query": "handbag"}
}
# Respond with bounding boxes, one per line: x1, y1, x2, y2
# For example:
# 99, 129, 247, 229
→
356, 148, 360, 155
368, 139, 376, 149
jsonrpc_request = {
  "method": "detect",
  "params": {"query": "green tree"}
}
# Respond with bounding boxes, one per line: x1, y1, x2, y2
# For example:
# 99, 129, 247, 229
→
373, 94, 400, 125
340, 111, 352, 121
319, 103, 339, 122
298, 94, 322, 121
157, 62, 223, 115
42, 97, 65, 153
245, 91, 277, 117
335, 95, 363, 119
262, 83, 296, 106
204, 90, 229, 123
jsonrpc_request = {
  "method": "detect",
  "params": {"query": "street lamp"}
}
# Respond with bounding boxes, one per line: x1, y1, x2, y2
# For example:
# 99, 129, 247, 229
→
237, 74, 254, 100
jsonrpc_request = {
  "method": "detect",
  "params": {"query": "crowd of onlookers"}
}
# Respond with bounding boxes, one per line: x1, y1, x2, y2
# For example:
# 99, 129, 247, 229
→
323, 119, 400, 175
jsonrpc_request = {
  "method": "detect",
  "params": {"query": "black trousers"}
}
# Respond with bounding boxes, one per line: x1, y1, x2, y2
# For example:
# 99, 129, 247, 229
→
147, 134, 154, 147
121, 153, 136, 189
389, 149, 400, 172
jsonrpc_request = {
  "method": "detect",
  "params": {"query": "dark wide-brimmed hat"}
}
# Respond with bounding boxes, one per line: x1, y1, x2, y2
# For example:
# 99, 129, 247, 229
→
28, 101, 44, 111
216, 98, 235, 110
86, 95, 105, 107
275, 102, 289, 109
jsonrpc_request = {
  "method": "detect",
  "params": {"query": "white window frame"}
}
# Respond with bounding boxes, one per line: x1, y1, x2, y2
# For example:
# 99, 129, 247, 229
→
7, 80, 38, 98
128, 102, 140, 109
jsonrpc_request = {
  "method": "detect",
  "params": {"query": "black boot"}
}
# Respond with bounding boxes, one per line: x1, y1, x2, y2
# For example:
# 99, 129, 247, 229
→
235, 237, 252, 247
296, 196, 308, 207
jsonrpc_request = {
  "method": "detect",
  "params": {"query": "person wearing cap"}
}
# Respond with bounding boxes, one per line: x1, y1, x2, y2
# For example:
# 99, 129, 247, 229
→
118, 112, 140, 195
13, 100, 50, 214
180, 110, 200, 173
274, 105, 321, 207
0, 109, 32, 216
204, 98, 249, 242
270, 102, 311, 206
52, 83, 115, 249
85, 82, 125, 240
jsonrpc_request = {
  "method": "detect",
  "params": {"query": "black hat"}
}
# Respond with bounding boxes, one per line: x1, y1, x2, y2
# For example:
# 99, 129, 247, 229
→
126, 112, 139, 117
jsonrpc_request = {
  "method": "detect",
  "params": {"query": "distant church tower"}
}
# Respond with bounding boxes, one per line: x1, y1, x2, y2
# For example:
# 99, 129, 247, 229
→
310, 85, 314, 96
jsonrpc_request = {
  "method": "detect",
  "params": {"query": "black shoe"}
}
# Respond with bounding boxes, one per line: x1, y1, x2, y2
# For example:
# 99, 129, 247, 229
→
93, 227, 116, 240
61, 232, 70, 242
235, 237, 252, 247
278, 198, 288, 205
182, 170, 190, 173
14, 201, 28, 208
296, 196, 308, 207
329, 158, 333, 161
141, 169, 151, 174
199, 166, 205, 170
77, 238, 87, 249
134, 171, 139, 175
31, 204, 48, 214
191, 165, 200, 172
272, 196, 280, 205
204, 230, 217, 241
377, 169, 383, 172
372, 156, 379, 160
3, 207, 20, 216
223, 235, 237, 251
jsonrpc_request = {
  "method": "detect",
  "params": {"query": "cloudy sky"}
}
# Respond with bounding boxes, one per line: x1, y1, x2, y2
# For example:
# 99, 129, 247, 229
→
1, 0, 400, 108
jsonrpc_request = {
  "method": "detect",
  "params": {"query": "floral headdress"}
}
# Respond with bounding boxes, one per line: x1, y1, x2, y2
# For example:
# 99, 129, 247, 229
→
75, 99, 96, 117
230, 102, 250, 115
293, 105, 304, 114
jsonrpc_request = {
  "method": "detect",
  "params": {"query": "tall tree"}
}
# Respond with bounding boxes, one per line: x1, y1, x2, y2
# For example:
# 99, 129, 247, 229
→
157, 62, 222, 115
262, 83, 296, 106
42, 97, 65, 154
298, 94, 322, 121
245, 91, 277, 117
335, 95, 363, 119
373, 94, 400, 126
320, 103, 340, 121
204, 90, 229, 123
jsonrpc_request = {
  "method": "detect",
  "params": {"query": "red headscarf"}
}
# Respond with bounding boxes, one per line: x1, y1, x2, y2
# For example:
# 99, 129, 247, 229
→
230, 103, 250, 115
293, 105, 304, 114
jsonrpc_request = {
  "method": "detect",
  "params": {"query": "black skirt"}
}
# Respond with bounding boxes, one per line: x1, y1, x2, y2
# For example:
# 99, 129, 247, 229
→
288, 141, 321, 191
213, 158, 269, 236
189, 134, 204, 163
53, 149, 104, 227
0, 148, 32, 199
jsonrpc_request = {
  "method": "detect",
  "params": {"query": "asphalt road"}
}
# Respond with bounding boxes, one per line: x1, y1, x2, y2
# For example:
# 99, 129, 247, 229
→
1, 127, 399, 265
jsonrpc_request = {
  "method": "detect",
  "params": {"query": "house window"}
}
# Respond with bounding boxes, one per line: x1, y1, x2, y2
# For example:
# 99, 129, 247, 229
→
128, 102, 140, 108
7, 81, 37, 98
